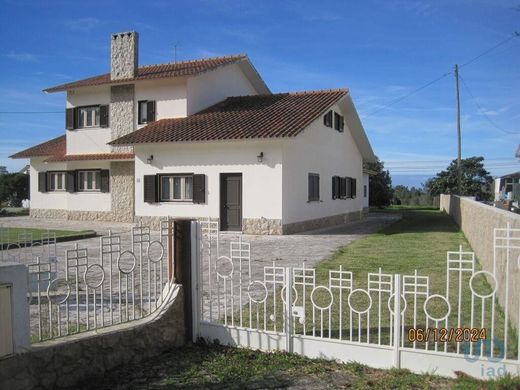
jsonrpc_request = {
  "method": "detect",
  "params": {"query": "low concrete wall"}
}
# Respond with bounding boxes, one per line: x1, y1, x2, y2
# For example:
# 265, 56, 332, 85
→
0, 284, 185, 390
440, 194, 520, 331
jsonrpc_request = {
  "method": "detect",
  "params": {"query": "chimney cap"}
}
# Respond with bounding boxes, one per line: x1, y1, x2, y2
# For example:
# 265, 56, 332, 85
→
111, 31, 138, 39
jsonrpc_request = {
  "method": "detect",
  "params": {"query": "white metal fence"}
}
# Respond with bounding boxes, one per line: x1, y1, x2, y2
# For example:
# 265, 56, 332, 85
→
0, 221, 175, 342
194, 221, 520, 379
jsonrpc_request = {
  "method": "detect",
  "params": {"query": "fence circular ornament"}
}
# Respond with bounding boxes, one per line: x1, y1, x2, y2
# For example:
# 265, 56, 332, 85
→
423, 294, 451, 322
117, 250, 137, 275
84, 264, 105, 289
387, 293, 408, 315
348, 289, 373, 314
247, 281, 268, 303
469, 270, 497, 299
280, 285, 298, 305
216, 256, 234, 278
46, 278, 71, 305
147, 240, 165, 263
310, 286, 334, 310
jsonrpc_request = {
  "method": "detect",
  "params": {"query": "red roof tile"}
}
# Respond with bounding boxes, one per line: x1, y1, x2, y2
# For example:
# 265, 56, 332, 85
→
110, 89, 348, 145
45, 153, 134, 162
44, 55, 247, 93
10, 135, 66, 159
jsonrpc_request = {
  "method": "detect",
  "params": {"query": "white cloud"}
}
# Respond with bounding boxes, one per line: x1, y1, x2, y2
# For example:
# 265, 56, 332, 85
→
2, 51, 37, 62
64, 17, 101, 31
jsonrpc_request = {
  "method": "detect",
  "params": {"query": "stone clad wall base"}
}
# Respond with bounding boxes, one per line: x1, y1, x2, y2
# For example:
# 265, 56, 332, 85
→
242, 218, 282, 235
0, 285, 184, 390
30, 208, 115, 222
282, 211, 363, 234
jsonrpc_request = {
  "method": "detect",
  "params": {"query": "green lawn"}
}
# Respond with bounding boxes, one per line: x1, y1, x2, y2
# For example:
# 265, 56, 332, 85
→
97, 343, 520, 389
0, 227, 96, 245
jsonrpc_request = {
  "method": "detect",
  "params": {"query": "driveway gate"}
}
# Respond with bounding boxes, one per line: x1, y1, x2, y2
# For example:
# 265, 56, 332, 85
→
191, 221, 520, 379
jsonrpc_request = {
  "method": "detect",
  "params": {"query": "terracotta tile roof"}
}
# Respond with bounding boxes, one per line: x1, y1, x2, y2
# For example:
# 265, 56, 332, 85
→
10, 135, 66, 159
44, 55, 247, 93
110, 89, 348, 145
45, 153, 134, 162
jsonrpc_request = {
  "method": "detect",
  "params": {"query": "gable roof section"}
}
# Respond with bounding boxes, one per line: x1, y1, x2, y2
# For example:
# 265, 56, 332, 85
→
10, 135, 66, 159
110, 89, 348, 145
44, 55, 253, 93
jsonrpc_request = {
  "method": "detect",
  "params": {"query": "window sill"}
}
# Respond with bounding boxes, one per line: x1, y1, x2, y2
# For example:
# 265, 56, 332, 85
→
307, 200, 323, 203
159, 200, 194, 204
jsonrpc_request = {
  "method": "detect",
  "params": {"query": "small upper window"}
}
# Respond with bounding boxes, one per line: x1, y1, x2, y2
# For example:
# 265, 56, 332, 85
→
138, 100, 156, 125
78, 106, 100, 128
334, 112, 344, 132
323, 110, 333, 128
49, 172, 66, 191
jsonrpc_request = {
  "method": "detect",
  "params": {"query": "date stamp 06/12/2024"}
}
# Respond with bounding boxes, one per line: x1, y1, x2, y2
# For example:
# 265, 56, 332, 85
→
408, 327, 488, 343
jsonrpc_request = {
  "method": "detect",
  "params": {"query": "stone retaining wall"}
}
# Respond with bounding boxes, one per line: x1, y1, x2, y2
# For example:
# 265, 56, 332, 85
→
0, 285, 185, 390
440, 194, 520, 331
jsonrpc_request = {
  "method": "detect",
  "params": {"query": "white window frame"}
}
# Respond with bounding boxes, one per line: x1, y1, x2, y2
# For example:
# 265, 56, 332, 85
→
77, 170, 101, 192
78, 106, 100, 129
49, 172, 66, 192
160, 175, 193, 202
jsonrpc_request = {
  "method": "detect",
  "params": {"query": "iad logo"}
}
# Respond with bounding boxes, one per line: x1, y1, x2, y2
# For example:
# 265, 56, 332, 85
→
463, 337, 508, 378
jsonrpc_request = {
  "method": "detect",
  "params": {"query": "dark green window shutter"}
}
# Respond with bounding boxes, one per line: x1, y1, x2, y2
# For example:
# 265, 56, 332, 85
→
144, 175, 158, 203
352, 178, 357, 198
38, 172, 47, 192
66, 108, 74, 130
147, 100, 156, 122
323, 110, 333, 128
192, 174, 206, 204
100, 170, 110, 193
66, 171, 76, 193
332, 176, 340, 200
339, 177, 346, 198
99, 105, 109, 128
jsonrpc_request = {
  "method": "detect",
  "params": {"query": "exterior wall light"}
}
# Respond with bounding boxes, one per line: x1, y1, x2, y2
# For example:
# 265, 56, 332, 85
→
147, 155, 154, 164
257, 152, 264, 163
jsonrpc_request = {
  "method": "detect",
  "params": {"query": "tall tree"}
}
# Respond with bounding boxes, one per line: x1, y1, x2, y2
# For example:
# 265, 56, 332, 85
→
425, 156, 493, 200
368, 157, 393, 208
0, 173, 29, 207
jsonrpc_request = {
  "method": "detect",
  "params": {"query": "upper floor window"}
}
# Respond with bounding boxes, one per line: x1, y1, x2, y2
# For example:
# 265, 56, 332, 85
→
160, 175, 193, 201
49, 172, 66, 191
323, 110, 333, 128
334, 112, 344, 132
138, 100, 156, 125
78, 106, 100, 128
78, 170, 101, 192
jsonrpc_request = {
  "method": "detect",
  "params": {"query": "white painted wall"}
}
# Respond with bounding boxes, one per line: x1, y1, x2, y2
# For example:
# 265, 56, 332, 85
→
30, 158, 111, 212
134, 140, 282, 220
135, 78, 187, 129
186, 63, 259, 115
66, 87, 111, 154
281, 103, 364, 224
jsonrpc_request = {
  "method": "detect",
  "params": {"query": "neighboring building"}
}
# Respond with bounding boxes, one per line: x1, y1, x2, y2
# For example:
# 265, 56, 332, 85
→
494, 171, 520, 202
11, 31, 375, 234
0, 166, 7, 175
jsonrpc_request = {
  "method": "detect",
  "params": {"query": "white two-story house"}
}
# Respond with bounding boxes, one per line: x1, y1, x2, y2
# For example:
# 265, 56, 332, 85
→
11, 31, 375, 234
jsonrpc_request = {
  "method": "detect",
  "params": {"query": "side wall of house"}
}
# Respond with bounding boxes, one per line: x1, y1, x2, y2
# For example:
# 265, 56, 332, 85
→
282, 103, 365, 233
186, 63, 259, 115
134, 140, 283, 233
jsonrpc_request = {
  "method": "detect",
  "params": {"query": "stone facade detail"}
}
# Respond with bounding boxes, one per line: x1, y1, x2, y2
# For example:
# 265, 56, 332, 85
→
0, 285, 184, 390
111, 161, 135, 222
282, 211, 363, 234
242, 217, 283, 235
110, 84, 135, 153
30, 208, 114, 221
111, 31, 139, 81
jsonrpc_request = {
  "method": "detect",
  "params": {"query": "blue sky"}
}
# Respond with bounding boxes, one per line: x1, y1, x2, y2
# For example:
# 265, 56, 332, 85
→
0, 0, 519, 187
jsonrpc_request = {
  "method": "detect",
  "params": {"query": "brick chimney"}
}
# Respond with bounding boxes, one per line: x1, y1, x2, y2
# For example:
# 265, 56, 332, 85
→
111, 31, 139, 80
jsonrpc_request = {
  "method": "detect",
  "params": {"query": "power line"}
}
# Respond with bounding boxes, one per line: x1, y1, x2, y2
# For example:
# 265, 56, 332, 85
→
459, 75, 520, 135
460, 32, 520, 68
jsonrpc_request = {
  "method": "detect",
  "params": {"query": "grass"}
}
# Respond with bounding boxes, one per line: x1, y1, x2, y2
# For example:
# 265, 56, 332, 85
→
0, 227, 96, 245
96, 342, 520, 389
0, 207, 29, 217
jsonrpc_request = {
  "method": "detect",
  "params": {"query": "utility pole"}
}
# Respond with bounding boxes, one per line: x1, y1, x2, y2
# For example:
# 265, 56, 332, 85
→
454, 64, 462, 195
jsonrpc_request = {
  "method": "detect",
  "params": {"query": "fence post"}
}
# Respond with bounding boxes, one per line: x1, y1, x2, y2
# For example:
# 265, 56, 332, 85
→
393, 274, 402, 368
173, 219, 196, 343
190, 221, 201, 343
285, 267, 293, 353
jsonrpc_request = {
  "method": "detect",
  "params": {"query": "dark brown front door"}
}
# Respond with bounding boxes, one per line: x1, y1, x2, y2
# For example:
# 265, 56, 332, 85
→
220, 173, 242, 231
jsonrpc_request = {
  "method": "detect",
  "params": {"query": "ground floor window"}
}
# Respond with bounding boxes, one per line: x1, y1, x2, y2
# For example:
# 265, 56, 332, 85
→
308, 173, 320, 202
78, 170, 101, 191
160, 175, 193, 201
49, 172, 66, 191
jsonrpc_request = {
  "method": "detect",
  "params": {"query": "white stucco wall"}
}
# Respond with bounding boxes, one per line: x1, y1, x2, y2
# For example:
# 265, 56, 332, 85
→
135, 78, 187, 129
186, 63, 259, 115
281, 103, 364, 224
30, 158, 111, 212
134, 140, 282, 220
66, 87, 112, 154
